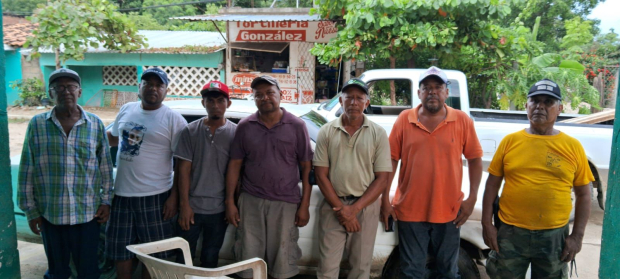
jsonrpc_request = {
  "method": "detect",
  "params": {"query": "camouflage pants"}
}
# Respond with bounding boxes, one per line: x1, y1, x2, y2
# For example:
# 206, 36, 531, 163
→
486, 222, 569, 279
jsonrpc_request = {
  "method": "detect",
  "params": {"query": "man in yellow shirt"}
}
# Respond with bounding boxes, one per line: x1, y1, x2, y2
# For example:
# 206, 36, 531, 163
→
481, 79, 594, 278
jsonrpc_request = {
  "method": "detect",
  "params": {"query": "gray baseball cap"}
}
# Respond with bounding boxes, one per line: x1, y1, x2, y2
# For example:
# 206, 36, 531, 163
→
251, 75, 281, 90
49, 68, 81, 86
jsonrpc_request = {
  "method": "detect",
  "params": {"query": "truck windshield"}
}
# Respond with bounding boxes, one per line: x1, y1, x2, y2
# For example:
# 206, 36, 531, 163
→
324, 93, 341, 111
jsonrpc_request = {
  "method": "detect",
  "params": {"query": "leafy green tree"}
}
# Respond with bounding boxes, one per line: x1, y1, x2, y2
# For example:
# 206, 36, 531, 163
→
127, 12, 169, 30
140, 0, 198, 26
311, 0, 519, 104
560, 17, 594, 52
510, 0, 603, 52
501, 53, 599, 112
591, 30, 620, 60
232, 0, 313, 7
26, 0, 147, 69
125, 2, 226, 32
458, 17, 544, 108
2, 0, 46, 15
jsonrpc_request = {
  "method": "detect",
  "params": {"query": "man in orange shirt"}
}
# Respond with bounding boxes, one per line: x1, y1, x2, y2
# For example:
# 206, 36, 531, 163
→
383, 66, 483, 278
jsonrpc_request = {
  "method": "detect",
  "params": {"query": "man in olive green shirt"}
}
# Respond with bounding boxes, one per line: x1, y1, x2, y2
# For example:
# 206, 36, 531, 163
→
313, 79, 392, 279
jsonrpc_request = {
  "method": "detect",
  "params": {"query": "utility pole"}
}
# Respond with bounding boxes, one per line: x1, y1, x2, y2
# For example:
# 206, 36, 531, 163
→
0, 4, 23, 278
599, 65, 620, 277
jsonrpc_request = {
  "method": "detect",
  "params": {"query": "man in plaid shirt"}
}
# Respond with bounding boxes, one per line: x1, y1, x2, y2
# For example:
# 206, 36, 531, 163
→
18, 68, 114, 279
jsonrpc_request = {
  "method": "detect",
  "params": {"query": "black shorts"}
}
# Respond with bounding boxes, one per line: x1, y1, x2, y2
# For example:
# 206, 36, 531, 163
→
105, 191, 175, 260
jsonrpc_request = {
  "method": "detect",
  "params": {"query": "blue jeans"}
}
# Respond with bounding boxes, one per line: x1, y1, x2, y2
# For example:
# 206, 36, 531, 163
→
398, 221, 461, 279
176, 211, 228, 268
41, 218, 101, 279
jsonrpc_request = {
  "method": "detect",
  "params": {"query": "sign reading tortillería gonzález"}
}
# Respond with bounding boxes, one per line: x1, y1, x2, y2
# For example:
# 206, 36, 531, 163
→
231, 21, 338, 43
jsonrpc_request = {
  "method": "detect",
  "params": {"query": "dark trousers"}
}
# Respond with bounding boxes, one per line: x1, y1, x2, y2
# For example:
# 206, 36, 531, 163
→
398, 221, 461, 279
41, 218, 101, 279
176, 211, 228, 268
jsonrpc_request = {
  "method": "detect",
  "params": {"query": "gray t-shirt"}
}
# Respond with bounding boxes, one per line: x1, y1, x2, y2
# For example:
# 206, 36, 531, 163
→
174, 118, 237, 214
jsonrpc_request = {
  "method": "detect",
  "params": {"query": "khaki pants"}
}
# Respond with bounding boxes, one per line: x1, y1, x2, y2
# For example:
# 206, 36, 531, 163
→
234, 193, 302, 279
317, 197, 380, 279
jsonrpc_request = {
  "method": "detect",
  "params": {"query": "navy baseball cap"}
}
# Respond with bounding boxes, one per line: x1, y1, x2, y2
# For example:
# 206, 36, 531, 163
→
528, 79, 562, 100
49, 68, 81, 86
141, 67, 169, 86
419, 66, 448, 86
341, 78, 369, 95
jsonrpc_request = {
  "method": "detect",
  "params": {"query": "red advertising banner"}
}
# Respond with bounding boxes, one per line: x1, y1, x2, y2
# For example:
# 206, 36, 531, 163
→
228, 72, 313, 104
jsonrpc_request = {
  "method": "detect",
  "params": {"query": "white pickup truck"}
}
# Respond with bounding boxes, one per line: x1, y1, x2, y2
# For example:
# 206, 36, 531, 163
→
313, 69, 611, 212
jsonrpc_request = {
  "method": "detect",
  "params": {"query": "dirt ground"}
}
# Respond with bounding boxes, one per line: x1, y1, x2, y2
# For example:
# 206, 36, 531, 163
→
7, 106, 120, 157
8, 106, 606, 278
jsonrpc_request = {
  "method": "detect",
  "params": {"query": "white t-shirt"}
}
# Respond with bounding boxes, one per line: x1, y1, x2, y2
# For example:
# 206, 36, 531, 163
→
111, 102, 187, 197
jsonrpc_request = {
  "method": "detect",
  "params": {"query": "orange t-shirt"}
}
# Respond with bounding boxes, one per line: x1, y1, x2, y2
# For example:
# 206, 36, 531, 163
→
389, 105, 483, 223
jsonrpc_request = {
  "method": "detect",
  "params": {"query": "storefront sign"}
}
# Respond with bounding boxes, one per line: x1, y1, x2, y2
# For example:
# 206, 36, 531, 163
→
228, 72, 314, 104
231, 21, 338, 43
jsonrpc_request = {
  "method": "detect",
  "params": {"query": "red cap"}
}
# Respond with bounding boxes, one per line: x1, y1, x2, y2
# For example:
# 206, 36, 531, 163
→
200, 81, 230, 99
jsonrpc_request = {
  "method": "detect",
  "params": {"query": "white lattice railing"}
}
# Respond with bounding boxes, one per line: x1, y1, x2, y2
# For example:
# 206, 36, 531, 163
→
103, 66, 138, 86
143, 66, 221, 96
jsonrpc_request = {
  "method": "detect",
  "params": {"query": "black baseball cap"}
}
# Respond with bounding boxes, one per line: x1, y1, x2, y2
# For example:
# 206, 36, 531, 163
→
528, 79, 562, 100
251, 75, 281, 90
49, 68, 81, 86
141, 67, 169, 86
341, 78, 369, 95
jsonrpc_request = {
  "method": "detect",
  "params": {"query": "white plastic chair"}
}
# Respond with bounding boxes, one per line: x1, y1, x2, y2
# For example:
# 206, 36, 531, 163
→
126, 237, 267, 279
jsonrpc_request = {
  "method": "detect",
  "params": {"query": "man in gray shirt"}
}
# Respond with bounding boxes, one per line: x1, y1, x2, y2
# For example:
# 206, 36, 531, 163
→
175, 81, 236, 267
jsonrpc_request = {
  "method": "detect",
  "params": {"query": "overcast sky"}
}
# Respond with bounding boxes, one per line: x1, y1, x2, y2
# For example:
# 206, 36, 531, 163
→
588, 0, 620, 34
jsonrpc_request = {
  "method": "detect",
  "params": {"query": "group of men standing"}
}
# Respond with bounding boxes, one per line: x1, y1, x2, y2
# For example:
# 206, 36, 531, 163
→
18, 65, 593, 279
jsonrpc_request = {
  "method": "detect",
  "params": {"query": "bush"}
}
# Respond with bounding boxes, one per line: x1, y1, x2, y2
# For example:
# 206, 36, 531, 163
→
10, 78, 48, 106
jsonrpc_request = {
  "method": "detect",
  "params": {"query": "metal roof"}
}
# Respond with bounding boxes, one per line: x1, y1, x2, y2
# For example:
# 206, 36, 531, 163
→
173, 14, 323, 22
38, 30, 226, 54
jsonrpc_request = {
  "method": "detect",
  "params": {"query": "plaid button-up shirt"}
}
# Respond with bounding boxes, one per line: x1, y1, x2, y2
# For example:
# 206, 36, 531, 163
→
18, 106, 114, 225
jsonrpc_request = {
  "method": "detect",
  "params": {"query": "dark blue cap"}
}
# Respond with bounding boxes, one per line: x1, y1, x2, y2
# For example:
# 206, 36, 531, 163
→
528, 79, 562, 100
141, 67, 169, 86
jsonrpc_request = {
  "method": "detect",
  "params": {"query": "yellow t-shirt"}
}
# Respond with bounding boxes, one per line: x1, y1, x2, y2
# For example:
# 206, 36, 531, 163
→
488, 129, 594, 230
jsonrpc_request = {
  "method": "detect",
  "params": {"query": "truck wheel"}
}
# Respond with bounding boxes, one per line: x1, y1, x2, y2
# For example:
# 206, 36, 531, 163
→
381, 246, 401, 279
381, 246, 480, 279
457, 247, 481, 279
597, 183, 605, 210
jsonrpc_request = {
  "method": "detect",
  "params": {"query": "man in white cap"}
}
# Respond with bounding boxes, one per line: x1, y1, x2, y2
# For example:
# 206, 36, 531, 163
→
383, 66, 483, 278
